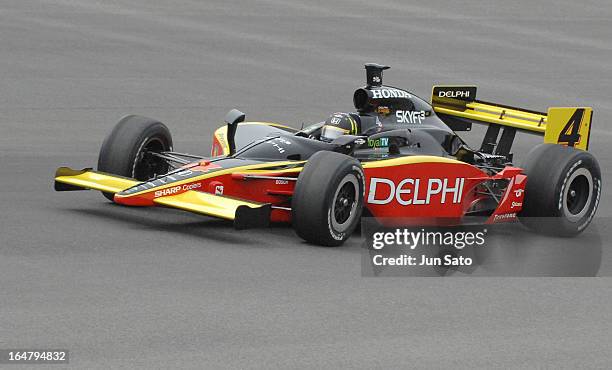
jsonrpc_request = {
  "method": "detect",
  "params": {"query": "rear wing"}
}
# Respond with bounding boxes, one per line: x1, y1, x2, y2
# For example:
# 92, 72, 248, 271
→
431, 86, 593, 154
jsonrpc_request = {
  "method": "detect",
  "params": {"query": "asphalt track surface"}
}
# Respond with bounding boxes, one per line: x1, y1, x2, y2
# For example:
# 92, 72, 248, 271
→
2, 1, 612, 368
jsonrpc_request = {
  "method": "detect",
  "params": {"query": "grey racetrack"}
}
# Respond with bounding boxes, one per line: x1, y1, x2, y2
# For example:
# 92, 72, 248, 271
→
2, 1, 612, 368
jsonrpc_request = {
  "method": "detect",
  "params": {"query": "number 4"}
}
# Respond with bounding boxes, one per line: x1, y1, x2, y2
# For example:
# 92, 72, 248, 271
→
557, 108, 585, 147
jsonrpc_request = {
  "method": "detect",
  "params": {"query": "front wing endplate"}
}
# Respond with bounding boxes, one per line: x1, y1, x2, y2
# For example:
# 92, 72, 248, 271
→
154, 190, 271, 229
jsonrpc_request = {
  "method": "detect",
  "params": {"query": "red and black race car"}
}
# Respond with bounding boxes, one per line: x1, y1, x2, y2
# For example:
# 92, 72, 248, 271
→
54, 64, 601, 246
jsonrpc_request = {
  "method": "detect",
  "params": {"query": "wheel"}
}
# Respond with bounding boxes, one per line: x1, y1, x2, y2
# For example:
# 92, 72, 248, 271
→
291, 151, 365, 246
97, 115, 173, 201
518, 144, 601, 236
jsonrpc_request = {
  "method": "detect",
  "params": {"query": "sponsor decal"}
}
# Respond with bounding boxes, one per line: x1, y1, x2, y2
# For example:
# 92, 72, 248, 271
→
493, 213, 516, 221
122, 169, 201, 195
395, 110, 426, 124
438, 89, 472, 99
514, 189, 524, 197
264, 137, 292, 154
183, 182, 201, 191
268, 141, 286, 153
215, 185, 224, 195
377, 106, 390, 115
372, 88, 411, 99
330, 116, 342, 125
367, 177, 465, 205
275, 179, 289, 185
511, 201, 522, 208
154, 182, 201, 198
155, 186, 181, 198
275, 137, 292, 145
367, 137, 389, 149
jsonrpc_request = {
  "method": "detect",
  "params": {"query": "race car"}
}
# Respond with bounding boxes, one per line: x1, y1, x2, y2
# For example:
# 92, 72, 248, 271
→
54, 64, 601, 246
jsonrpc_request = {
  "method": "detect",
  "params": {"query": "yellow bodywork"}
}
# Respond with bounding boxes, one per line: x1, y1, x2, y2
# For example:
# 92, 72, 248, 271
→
153, 190, 265, 220
544, 107, 593, 151
362, 155, 463, 169
55, 167, 138, 193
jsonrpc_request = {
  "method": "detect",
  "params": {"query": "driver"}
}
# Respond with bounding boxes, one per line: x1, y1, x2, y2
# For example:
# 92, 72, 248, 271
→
319, 112, 360, 142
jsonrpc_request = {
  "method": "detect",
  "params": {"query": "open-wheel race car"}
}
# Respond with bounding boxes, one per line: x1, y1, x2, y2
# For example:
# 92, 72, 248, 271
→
54, 64, 601, 246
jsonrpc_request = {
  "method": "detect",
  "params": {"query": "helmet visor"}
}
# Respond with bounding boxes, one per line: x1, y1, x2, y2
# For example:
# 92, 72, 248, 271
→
320, 125, 349, 141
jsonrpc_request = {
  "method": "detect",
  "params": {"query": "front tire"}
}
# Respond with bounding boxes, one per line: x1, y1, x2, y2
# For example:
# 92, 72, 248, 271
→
97, 115, 173, 201
519, 144, 601, 236
291, 151, 365, 246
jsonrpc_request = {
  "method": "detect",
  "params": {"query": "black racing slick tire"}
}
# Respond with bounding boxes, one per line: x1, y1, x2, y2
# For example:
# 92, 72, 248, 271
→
97, 115, 173, 201
518, 144, 601, 236
291, 151, 365, 246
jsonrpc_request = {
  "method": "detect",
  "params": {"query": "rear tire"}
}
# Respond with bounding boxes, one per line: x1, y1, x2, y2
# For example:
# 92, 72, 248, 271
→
518, 144, 601, 236
291, 151, 364, 246
97, 115, 173, 201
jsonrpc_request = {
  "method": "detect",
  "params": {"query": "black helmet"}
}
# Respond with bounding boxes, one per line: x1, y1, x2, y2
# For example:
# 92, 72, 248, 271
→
320, 112, 358, 142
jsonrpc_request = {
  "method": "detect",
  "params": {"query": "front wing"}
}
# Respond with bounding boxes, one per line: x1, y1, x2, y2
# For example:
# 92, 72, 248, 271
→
54, 167, 271, 229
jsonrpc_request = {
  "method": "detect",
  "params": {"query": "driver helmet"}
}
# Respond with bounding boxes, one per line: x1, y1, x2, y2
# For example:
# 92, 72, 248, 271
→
320, 112, 358, 142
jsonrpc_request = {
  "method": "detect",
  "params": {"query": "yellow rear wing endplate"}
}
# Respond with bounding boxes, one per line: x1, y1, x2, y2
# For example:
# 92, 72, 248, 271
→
432, 86, 593, 151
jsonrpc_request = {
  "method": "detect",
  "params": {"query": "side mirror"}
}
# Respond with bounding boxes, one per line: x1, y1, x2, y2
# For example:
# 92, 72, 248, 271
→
331, 135, 367, 155
224, 109, 245, 156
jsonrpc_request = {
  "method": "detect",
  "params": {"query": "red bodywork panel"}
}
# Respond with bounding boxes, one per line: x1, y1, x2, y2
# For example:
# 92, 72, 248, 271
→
114, 157, 526, 226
